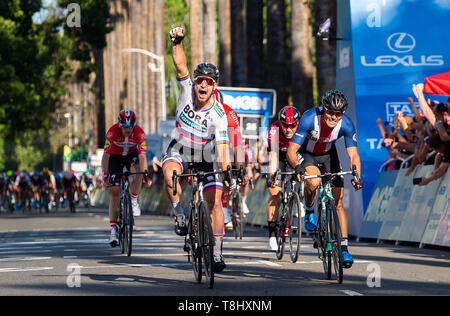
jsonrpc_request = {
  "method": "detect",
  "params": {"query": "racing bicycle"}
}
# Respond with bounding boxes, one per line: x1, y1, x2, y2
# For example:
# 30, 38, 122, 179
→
114, 171, 148, 257
300, 165, 361, 284
172, 166, 229, 289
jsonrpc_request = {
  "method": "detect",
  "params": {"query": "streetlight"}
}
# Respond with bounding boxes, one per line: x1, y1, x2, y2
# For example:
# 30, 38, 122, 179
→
121, 48, 166, 120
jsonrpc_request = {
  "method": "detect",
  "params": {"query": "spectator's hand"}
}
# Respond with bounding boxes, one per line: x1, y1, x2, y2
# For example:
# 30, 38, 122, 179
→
376, 118, 382, 125
418, 177, 431, 186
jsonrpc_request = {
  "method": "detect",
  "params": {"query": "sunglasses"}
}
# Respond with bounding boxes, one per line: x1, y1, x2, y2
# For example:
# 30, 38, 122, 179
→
120, 123, 134, 129
325, 109, 343, 117
281, 123, 298, 129
194, 76, 215, 86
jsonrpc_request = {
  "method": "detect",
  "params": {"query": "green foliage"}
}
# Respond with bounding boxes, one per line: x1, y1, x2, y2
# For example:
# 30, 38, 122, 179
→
57, 0, 113, 82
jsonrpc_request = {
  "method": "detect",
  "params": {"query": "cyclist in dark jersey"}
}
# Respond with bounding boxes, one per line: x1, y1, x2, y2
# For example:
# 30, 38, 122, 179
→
266, 106, 301, 250
287, 90, 362, 268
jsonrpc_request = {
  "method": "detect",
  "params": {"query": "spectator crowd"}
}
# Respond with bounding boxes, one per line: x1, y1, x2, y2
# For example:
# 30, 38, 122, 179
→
377, 83, 450, 185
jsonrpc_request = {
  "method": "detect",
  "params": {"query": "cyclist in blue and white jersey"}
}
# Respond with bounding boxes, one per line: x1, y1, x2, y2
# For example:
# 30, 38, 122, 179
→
162, 27, 232, 272
287, 90, 363, 268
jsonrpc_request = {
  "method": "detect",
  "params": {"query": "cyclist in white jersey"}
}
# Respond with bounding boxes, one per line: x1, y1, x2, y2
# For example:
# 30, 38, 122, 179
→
162, 27, 232, 272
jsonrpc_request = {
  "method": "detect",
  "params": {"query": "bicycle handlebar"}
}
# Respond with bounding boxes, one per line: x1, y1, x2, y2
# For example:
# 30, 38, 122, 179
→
172, 168, 230, 196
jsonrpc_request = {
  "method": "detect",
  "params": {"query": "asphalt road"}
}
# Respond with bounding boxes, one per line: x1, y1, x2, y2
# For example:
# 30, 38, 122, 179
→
0, 206, 449, 297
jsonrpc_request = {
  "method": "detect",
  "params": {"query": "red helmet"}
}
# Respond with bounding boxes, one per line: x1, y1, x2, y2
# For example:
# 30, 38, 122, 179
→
118, 109, 136, 128
278, 106, 300, 125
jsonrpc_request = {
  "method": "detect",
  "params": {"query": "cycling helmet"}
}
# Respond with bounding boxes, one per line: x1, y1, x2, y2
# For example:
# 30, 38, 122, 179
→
193, 63, 220, 83
118, 109, 136, 128
278, 106, 300, 125
321, 89, 348, 113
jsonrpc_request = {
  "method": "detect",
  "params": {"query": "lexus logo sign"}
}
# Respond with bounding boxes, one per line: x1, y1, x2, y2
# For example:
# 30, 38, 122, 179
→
387, 33, 416, 53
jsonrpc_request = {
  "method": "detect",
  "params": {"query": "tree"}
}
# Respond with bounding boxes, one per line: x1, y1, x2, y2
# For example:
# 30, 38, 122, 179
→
291, 0, 314, 111
203, 0, 216, 65
231, 0, 247, 87
218, 0, 231, 86
246, 0, 264, 88
190, 0, 203, 72
314, 0, 337, 99
266, 0, 288, 111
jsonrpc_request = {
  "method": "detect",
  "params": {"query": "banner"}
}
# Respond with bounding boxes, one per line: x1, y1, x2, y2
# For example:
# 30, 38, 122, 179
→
421, 170, 450, 247
377, 168, 416, 241
358, 170, 399, 239
336, 0, 450, 216
397, 165, 442, 243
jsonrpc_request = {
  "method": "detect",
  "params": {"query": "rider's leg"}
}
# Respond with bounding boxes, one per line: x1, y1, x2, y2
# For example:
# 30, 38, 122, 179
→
304, 165, 322, 207
331, 186, 353, 267
267, 185, 281, 250
129, 163, 143, 216
163, 160, 186, 235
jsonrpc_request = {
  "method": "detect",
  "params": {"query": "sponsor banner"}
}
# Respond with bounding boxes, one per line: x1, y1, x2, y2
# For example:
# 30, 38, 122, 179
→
397, 165, 442, 243
337, 0, 450, 213
421, 170, 450, 247
359, 170, 399, 239
377, 168, 417, 241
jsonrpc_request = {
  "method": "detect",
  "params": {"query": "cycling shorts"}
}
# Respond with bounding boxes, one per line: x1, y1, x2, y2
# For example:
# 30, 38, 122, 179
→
299, 145, 344, 188
162, 139, 223, 192
107, 150, 140, 186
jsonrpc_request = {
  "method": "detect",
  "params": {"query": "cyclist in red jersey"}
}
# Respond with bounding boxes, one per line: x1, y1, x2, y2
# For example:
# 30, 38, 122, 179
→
266, 106, 301, 250
101, 109, 149, 247
214, 90, 250, 229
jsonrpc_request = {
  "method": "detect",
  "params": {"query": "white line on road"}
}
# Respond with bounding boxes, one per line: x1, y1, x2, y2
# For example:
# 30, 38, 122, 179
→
340, 290, 364, 296
0, 267, 54, 273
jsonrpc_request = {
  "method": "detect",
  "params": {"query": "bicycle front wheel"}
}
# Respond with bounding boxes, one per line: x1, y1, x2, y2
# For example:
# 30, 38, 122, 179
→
328, 199, 343, 284
188, 205, 202, 284
288, 191, 303, 263
125, 194, 133, 257
233, 193, 243, 240
198, 201, 214, 289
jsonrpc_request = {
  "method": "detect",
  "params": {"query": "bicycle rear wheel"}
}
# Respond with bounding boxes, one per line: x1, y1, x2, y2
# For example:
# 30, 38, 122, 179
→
288, 191, 303, 263
328, 200, 343, 284
199, 201, 214, 289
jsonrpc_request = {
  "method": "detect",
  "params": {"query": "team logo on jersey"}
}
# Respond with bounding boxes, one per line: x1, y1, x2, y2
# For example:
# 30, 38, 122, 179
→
104, 139, 111, 150
352, 133, 358, 143
140, 141, 147, 150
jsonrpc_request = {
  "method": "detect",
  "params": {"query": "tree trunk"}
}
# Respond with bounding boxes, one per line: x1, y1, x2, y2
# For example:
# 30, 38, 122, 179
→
218, 0, 231, 86
203, 0, 217, 65
266, 0, 287, 111
291, 0, 314, 112
314, 0, 337, 99
246, 0, 264, 88
231, 0, 246, 87
190, 0, 203, 72
154, 0, 165, 125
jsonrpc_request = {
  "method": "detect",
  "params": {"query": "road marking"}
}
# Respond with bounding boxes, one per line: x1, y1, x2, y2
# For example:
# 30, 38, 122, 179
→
341, 290, 364, 296
0, 267, 54, 273
255, 260, 282, 267
0, 256, 52, 262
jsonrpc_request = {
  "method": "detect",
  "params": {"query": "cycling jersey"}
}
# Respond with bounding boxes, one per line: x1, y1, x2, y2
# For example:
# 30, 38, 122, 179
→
175, 75, 229, 150
291, 107, 357, 155
104, 124, 146, 156
268, 121, 292, 162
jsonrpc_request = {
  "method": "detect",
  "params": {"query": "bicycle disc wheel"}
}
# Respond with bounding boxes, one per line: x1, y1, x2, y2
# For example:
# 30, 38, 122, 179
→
126, 194, 133, 257
288, 191, 303, 263
328, 200, 343, 284
189, 205, 202, 284
199, 201, 214, 288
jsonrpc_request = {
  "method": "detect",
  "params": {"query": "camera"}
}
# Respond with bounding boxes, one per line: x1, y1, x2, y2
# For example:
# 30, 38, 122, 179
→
413, 177, 422, 185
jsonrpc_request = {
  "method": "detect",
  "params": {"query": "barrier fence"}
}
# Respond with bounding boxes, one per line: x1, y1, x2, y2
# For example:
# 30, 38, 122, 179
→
92, 165, 449, 249
359, 165, 449, 248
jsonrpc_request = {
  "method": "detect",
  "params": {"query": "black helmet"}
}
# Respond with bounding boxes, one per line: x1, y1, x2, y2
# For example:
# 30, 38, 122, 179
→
278, 106, 300, 125
193, 62, 219, 83
321, 89, 348, 113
